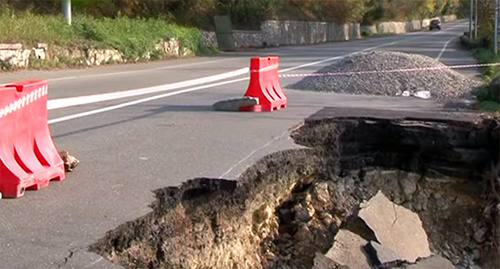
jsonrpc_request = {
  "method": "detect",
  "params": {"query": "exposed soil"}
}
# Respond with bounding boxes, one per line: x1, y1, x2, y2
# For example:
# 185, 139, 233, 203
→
90, 107, 500, 269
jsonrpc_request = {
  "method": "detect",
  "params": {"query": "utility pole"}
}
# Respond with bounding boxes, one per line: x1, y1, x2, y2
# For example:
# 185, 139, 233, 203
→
495, 0, 499, 55
469, 0, 473, 40
62, 0, 71, 25
474, 0, 478, 40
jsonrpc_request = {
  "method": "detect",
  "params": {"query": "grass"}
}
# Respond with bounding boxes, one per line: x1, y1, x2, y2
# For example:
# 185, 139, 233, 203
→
0, 9, 217, 67
472, 48, 500, 111
473, 47, 500, 112
474, 47, 500, 82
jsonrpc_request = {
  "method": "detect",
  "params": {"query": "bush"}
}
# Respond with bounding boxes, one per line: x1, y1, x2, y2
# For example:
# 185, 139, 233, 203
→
475, 47, 500, 82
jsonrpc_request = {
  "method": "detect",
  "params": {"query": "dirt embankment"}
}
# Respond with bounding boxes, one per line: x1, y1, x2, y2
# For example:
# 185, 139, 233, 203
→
90, 107, 500, 269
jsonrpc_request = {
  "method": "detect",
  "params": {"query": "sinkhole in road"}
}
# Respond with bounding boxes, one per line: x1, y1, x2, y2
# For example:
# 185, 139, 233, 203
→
90, 108, 500, 269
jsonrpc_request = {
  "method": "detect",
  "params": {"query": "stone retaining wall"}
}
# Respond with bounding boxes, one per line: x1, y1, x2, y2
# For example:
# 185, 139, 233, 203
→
0, 37, 191, 70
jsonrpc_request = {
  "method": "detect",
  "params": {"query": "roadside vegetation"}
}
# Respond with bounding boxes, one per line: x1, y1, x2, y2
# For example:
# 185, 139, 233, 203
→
2, 0, 461, 30
0, 8, 211, 61
457, 0, 500, 110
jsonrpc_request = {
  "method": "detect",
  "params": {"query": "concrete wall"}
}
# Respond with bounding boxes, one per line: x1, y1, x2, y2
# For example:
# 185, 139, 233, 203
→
233, 30, 263, 48
376, 21, 408, 34
406, 20, 422, 32
441, 15, 457, 22
361, 25, 378, 36
201, 14, 457, 50
422, 19, 431, 28
261, 20, 361, 47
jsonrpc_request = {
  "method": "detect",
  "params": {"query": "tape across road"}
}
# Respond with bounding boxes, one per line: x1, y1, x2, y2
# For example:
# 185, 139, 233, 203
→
278, 62, 500, 78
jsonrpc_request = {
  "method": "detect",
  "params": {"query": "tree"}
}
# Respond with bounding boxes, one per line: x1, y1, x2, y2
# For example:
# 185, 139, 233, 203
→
321, 0, 371, 23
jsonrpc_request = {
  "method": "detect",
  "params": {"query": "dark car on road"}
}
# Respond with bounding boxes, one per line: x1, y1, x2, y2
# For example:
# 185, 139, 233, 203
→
429, 19, 441, 30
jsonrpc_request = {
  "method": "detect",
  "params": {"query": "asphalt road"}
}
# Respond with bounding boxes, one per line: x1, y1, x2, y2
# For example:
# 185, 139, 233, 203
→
0, 20, 482, 269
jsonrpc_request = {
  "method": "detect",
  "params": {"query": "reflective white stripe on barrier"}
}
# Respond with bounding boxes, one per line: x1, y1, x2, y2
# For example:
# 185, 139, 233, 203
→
0, 85, 48, 119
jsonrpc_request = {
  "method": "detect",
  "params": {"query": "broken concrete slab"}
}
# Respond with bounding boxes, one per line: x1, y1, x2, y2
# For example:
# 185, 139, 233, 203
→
358, 191, 431, 263
403, 255, 454, 269
212, 97, 259, 111
312, 252, 350, 269
363, 241, 406, 266
325, 229, 371, 269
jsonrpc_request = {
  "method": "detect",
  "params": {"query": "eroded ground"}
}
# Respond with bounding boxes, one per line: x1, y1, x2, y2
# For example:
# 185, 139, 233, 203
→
90, 107, 500, 269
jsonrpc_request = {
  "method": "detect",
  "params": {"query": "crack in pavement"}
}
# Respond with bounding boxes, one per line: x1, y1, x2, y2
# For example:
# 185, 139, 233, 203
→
57, 247, 81, 269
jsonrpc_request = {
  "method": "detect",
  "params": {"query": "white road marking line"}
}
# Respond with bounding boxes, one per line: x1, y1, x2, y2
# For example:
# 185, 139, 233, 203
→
48, 58, 236, 82
436, 37, 456, 60
47, 67, 249, 110
84, 257, 103, 268
218, 130, 290, 179
48, 77, 248, 124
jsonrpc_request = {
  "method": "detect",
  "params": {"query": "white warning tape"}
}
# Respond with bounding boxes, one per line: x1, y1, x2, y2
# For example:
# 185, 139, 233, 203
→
278, 63, 500, 78
251, 64, 280, 73
0, 85, 48, 119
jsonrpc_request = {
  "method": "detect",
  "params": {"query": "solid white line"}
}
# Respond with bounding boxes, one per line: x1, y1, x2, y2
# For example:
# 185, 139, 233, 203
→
218, 130, 289, 179
48, 77, 248, 124
84, 257, 103, 268
47, 67, 249, 110
48, 58, 236, 82
436, 37, 456, 60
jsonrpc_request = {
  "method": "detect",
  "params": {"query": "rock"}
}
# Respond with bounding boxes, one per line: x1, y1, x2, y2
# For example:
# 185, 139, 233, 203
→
0, 43, 22, 50
324, 229, 371, 269
36, 43, 48, 49
294, 223, 313, 241
86, 49, 123, 66
294, 205, 312, 222
212, 97, 259, 111
279, 207, 295, 224
312, 252, 350, 269
403, 255, 454, 269
358, 191, 431, 263
59, 150, 80, 172
473, 226, 487, 243
363, 241, 406, 266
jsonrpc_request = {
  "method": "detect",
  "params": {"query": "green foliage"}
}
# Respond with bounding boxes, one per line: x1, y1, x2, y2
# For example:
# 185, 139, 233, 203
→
0, 9, 210, 63
479, 101, 500, 111
3, 0, 459, 30
473, 86, 490, 102
475, 47, 500, 82
0, 8, 77, 45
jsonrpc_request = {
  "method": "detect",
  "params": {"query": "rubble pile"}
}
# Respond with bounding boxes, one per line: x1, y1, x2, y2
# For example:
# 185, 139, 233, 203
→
289, 51, 483, 99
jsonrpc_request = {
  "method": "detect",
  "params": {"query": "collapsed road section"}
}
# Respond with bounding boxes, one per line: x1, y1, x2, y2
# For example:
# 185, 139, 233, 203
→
90, 107, 500, 269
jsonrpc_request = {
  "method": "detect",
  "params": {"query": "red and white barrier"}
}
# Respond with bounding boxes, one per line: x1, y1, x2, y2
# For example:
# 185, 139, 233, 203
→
0, 80, 65, 198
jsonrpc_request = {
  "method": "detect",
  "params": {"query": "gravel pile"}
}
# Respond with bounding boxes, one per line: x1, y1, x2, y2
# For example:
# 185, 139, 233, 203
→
288, 50, 483, 99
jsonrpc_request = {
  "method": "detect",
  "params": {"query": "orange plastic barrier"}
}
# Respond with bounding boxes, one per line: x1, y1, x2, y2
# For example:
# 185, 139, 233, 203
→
240, 56, 287, 112
0, 80, 65, 198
